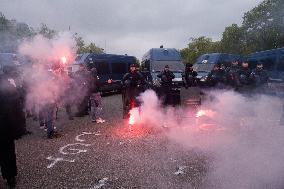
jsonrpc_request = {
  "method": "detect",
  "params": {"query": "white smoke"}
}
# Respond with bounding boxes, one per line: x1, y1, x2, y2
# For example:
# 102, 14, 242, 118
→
19, 32, 76, 63
18, 32, 77, 114
134, 89, 284, 188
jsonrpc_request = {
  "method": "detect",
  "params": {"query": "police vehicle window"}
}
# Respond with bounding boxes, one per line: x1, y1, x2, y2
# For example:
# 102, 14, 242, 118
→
248, 59, 258, 69
141, 60, 146, 71
208, 54, 219, 64
219, 54, 230, 65
96, 61, 110, 74
198, 54, 219, 64
111, 63, 126, 74
196, 55, 207, 63
144, 59, 150, 71
152, 49, 181, 61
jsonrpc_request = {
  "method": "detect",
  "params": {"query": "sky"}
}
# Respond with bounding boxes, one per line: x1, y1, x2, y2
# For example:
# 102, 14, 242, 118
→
0, 0, 263, 59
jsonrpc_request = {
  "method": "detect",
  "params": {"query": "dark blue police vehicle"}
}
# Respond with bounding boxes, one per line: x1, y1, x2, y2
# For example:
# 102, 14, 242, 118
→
70, 53, 138, 93
247, 47, 284, 81
246, 47, 284, 96
193, 53, 242, 85
141, 47, 185, 104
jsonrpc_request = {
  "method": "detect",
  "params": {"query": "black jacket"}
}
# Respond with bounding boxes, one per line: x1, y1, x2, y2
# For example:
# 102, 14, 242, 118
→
122, 71, 145, 89
157, 70, 175, 87
238, 68, 252, 85
250, 68, 269, 85
0, 75, 26, 140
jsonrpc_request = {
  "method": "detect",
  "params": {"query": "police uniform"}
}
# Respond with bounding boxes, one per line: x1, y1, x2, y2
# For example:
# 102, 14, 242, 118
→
238, 67, 252, 86
208, 65, 226, 87
157, 66, 175, 105
182, 64, 197, 88
250, 67, 269, 86
226, 64, 241, 89
121, 66, 145, 118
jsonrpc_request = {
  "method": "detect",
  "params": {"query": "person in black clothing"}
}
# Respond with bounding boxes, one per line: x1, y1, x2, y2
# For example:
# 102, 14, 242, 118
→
0, 66, 26, 188
182, 63, 197, 88
238, 61, 252, 86
121, 64, 145, 118
226, 60, 241, 89
157, 65, 175, 106
89, 67, 105, 123
73, 64, 93, 117
250, 62, 269, 86
208, 63, 226, 88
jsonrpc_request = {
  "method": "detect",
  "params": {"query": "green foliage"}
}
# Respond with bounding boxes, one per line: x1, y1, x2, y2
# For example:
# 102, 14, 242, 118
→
0, 13, 9, 31
181, 0, 284, 63
0, 12, 103, 54
180, 37, 220, 64
38, 23, 57, 39
220, 24, 245, 54
242, 0, 284, 53
75, 35, 103, 54
0, 12, 35, 52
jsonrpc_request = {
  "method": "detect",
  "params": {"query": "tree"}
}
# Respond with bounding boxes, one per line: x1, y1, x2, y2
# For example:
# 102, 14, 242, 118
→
0, 12, 9, 31
38, 23, 57, 39
242, 0, 284, 53
0, 13, 34, 52
74, 34, 103, 54
180, 37, 220, 64
219, 24, 245, 55
85, 42, 103, 54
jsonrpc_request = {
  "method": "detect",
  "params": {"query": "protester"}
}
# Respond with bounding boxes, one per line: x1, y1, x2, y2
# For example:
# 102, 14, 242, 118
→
0, 65, 26, 188
89, 67, 105, 123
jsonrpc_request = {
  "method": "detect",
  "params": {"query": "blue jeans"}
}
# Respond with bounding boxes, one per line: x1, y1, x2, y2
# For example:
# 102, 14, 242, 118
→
90, 93, 102, 120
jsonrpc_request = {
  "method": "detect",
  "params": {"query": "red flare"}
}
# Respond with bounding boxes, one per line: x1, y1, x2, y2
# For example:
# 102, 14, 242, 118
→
61, 56, 67, 64
128, 114, 136, 125
196, 110, 206, 117
196, 109, 216, 118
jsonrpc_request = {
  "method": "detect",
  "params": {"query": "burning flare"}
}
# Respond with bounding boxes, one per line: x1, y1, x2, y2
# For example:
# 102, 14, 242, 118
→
196, 110, 206, 118
61, 56, 67, 64
128, 114, 136, 125
196, 109, 216, 118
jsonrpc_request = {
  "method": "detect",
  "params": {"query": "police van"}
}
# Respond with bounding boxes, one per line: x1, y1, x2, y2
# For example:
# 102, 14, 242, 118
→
141, 46, 185, 104
69, 53, 138, 93
0, 53, 31, 75
246, 48, 284, 96
193, 53, 242, 86
246, 47, 284, 81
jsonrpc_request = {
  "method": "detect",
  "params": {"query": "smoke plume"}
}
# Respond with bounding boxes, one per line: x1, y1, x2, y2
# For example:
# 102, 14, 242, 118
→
134, 89, 284, 188
18, 32, 78, 114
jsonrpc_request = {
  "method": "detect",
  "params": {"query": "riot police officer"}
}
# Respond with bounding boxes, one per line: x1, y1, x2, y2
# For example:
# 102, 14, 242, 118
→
157, 65, 175, 106
121, 64, 145, 119
182, 63, 197, 88
226, 60, 241, 89
238, 61, 252, 86
208, 63, 226, 88
250, 62, 268, 86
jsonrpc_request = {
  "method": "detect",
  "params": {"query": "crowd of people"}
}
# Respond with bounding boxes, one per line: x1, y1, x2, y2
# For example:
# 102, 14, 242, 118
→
0, 58, 270, 188
0, 61, 105, 188
183, 60, 269, 91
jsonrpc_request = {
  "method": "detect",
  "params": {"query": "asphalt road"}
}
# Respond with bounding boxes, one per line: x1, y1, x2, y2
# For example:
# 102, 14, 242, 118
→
0, 89, 209, 189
